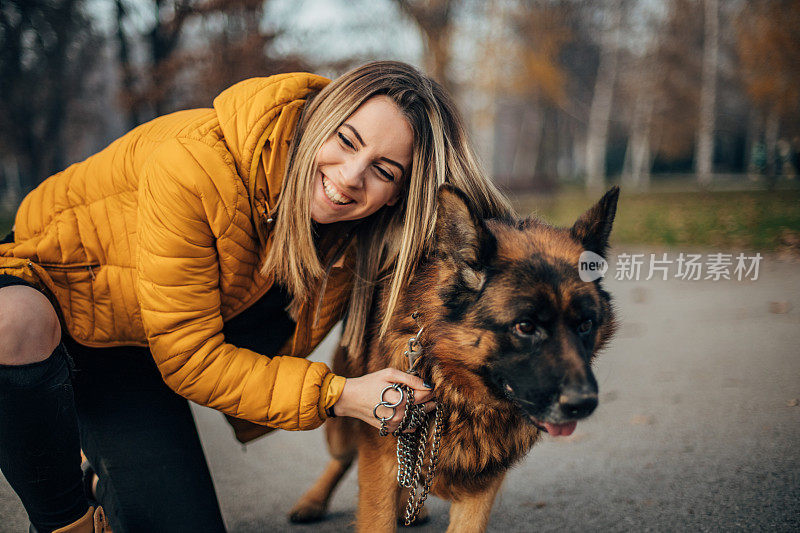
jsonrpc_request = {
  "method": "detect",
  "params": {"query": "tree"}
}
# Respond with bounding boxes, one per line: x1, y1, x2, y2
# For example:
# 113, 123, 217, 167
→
115, 0, 305, 124
115, 0, 204, 123
618, 1, 669, 190
585, 0, 623, 193
695, 0, 718, 187
395, 0, 455, 93
736, 0, 800, 187
0, 0, 102, 197
183, 0, 306, 108
647, 0, 703, 166
509, 0, 574, 189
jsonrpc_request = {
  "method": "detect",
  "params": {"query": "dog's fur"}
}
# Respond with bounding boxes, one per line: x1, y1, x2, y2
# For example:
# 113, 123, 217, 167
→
290, 185, 620, 532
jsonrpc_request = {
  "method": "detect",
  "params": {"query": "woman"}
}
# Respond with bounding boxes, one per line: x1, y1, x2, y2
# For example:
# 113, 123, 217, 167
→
0, 61, 512, 532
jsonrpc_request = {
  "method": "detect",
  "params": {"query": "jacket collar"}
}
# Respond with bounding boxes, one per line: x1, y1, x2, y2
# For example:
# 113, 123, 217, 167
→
213, 73, 330, 250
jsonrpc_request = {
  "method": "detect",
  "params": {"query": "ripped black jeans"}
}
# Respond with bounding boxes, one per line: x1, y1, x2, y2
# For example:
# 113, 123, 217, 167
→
0, 274, 227, 532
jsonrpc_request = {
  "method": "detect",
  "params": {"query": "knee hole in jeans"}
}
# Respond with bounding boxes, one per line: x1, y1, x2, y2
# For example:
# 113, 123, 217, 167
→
0, 285, 62, 365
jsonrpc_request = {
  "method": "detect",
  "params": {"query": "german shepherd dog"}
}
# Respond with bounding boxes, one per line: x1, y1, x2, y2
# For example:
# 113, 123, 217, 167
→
290, 184, 619, 532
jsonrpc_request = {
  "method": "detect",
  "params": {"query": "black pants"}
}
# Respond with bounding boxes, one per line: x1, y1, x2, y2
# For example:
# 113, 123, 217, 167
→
0, 269, 295, 532
0, 274, 227, 532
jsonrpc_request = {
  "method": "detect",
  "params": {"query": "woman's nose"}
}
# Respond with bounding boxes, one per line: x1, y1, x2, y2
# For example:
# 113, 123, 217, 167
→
338, 155, 367, 189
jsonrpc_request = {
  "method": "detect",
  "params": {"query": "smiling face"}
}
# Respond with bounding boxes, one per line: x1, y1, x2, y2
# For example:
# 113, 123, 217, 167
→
310, 95, 414, 224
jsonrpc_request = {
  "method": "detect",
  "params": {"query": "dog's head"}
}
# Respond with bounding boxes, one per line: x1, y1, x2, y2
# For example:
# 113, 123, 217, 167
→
412, 184, 619, 432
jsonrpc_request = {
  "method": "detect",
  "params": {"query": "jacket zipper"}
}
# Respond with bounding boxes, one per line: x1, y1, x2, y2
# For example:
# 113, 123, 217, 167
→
31, 261, 100, 280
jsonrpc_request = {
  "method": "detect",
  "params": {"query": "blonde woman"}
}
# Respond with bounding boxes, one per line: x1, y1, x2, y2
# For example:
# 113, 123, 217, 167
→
0, 61, 512, 532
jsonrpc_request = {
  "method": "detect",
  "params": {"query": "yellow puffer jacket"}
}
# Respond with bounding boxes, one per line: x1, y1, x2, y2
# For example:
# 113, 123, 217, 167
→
0, 73, 351, 434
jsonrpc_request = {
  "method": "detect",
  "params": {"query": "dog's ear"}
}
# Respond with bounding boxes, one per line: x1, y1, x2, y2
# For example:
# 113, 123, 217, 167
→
570, 186, 619, 258
435, 184, 492, 291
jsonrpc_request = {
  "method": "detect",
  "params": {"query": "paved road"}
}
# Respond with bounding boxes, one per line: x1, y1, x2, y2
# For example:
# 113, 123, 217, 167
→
2, 247, 798, 532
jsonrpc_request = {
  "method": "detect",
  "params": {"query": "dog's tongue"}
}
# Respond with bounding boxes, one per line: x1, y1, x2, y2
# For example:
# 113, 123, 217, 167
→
542, 421, 577, 437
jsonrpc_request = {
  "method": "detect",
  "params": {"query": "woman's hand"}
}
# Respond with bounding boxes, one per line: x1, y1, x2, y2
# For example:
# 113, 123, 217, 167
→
333, 368, 435, 433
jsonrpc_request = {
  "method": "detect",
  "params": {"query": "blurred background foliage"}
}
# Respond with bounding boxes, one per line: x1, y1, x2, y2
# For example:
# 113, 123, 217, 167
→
1, 0, 798, 251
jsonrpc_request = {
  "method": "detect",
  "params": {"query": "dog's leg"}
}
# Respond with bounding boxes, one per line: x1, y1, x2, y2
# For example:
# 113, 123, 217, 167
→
288, 415, 357, 523
445, 473, 506, 533
357, 432, 398, 533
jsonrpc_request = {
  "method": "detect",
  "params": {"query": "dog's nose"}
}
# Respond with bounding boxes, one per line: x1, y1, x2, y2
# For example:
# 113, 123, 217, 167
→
558, 388, 598, 419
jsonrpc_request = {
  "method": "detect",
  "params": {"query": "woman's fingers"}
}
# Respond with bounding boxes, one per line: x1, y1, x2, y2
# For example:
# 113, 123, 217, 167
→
381, 368, 433, 403
373, 402, 397, 422
383, 368, 430, 393
376, 400, 439, 433
335, 367, 435, 430
380, 384, 404, 407
413, 389, 434, 404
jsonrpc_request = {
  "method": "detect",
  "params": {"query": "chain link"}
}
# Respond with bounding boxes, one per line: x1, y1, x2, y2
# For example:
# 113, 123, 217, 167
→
377, 313, 445, 526
378, 382, 445, 526
403, 403, 444, 526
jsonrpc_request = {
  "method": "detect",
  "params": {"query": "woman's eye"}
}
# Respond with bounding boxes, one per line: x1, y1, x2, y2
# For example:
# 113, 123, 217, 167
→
375, 166, 394, 182
578, 319, 593, 335
337, 132, 354, 149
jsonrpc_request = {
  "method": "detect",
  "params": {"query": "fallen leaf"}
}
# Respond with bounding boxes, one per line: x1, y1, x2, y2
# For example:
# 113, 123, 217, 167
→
630, 414, 655, 425
632, 287, 648, 304
523, 501, 547, 509
769, 301, 792, 314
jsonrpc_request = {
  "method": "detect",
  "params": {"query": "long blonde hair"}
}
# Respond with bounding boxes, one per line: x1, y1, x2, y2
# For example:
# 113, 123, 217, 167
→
262, 61, 513, 356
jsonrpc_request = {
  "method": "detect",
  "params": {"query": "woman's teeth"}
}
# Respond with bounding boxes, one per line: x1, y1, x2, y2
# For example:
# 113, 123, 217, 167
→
322, 176, 353, 205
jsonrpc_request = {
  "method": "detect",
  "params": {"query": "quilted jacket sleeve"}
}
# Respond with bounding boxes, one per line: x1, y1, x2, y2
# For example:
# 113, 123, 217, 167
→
136, 138, 343, 431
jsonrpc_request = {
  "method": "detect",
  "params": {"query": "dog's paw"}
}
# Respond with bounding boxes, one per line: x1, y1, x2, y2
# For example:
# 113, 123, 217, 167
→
288, 499, 327, 523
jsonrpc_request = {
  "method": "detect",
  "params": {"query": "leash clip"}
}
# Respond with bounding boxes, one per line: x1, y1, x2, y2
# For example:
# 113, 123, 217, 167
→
404, 312, 424, 373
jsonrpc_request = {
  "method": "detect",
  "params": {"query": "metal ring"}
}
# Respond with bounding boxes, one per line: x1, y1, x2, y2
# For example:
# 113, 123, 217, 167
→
373, 402, 395, 422
380, 384, 404, 408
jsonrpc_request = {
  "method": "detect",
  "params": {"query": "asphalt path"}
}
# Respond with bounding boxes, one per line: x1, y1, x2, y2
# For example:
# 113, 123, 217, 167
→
2, 246, 798, 532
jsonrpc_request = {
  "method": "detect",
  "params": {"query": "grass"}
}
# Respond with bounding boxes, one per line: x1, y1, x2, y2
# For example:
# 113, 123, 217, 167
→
511, 188, 800, 252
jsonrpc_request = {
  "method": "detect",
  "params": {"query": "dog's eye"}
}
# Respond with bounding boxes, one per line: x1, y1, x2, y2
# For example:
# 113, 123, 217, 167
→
515, 321, 536, 336
578, 319, 593, 335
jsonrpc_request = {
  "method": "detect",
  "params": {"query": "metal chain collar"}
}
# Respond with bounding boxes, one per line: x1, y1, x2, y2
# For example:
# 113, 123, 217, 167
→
376, 315, 445, 526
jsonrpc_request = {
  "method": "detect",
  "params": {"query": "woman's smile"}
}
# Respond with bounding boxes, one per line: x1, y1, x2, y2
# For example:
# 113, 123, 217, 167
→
321, 174, 354, 205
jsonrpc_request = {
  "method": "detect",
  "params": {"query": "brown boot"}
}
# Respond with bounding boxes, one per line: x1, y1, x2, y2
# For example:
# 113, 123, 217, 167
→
49, 506, 110, 533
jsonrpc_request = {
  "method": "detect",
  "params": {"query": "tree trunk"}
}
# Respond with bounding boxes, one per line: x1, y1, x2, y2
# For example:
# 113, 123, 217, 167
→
765, 108, 779, 190
425, 26, 453, 94
510, 105, 542, 180
585, 0, 622, 194
695, 0, 718, 187
116, 0, 141, 129
2, 157, 21, 213
536, 106, 559, 189
469, 0, 504, 179
744, 107, 759, 177
395, 0, 454, 94
623, 93, 654, 191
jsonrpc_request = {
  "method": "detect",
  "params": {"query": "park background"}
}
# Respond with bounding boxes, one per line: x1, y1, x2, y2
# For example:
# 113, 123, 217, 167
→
1, 0, 800, 250
0, 1, 798, 531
